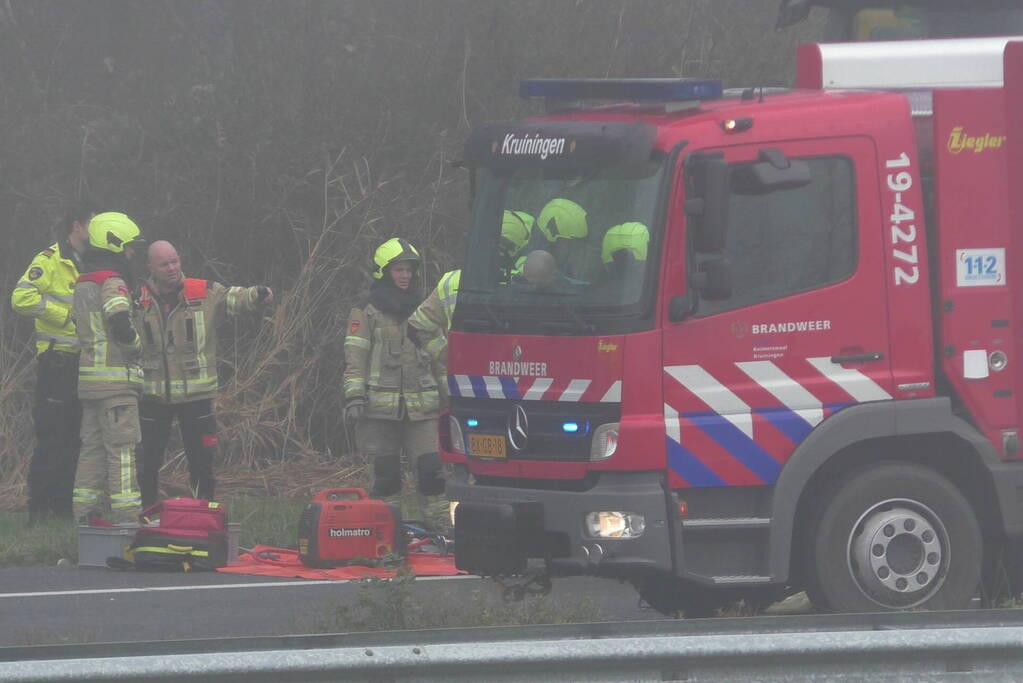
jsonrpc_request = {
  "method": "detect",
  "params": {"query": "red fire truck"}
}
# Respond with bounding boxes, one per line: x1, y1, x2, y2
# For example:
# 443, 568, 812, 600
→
442, 36, 1023, 614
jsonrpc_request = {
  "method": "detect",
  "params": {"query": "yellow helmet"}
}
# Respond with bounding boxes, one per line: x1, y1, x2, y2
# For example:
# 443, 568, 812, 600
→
601, 222, 649, 264
537, 199, 587, 242
87, 212, 142, 254
501, 210, 533, 257
373, 237, 421, 280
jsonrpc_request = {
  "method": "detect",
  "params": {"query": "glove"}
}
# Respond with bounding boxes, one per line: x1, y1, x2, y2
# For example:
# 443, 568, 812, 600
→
344, 400, 365, 428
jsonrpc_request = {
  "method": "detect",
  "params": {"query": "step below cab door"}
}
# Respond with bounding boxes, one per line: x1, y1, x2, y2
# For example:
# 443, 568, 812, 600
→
662, 137, 893, 489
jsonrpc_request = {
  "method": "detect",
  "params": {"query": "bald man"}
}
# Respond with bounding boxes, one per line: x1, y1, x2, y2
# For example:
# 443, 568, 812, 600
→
135, 241, 273, 505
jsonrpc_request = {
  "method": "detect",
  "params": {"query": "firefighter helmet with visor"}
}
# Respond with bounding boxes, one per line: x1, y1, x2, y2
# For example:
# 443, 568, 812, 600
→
500, 210, 533, 258
87, 212, 143, 255
537, 199, 587, 243
601, 222, 650, 264
373, 237, 422, 280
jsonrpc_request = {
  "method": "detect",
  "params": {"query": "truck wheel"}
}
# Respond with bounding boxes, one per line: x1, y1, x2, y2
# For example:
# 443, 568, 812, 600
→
810, 462, 981, 612
633, 576, 721, 618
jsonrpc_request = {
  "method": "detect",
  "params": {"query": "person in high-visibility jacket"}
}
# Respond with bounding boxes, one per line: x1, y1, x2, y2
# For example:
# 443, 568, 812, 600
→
135, 240, 273, 506
408, 210, 532, 365
343, 238, 443, 500
72, 212, 146, 524
10, 200, 95, 521
407, 269, 460, 365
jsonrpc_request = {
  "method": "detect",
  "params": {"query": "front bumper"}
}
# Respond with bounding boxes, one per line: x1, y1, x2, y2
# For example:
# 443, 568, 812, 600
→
447, 466, 675, 577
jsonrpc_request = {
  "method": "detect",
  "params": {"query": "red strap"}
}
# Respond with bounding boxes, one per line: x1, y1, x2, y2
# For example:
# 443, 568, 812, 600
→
138, 284, 154, 308
77, 270, 121, 285
183, 278, 208, 301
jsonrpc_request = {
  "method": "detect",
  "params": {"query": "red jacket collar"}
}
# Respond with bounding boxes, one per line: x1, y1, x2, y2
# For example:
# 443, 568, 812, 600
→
77, 270, 122, 285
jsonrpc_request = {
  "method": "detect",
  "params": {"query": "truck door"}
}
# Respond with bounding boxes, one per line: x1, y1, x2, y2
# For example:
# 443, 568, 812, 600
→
662, 137, 893, 488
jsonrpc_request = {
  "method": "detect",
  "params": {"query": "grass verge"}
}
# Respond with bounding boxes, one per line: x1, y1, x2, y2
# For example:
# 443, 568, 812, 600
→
308, 567, 606, 632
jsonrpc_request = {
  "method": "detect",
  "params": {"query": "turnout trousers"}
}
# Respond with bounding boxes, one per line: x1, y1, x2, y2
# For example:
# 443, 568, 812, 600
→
138, 399, 218, 506
356, 415, 442, 497
28, 349, 81, 520
73, 395, 142, 524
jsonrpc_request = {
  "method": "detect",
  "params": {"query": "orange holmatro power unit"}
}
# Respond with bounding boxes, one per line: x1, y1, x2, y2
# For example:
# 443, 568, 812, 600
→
297, 488, 404, 567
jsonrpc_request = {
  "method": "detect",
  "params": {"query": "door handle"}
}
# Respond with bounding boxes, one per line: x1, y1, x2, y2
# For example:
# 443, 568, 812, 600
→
830, 351, 884, 364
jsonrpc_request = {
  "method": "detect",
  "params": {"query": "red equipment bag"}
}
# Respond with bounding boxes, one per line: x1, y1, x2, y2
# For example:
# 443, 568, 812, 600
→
297, 488, 405, 568
129, 498, 229, 571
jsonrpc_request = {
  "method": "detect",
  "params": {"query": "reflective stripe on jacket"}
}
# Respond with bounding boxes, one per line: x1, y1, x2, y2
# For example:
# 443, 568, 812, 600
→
75, 272, 143, 399
136, 278, 264, 403
11, 242, 81, 354
344, 302, 441, 421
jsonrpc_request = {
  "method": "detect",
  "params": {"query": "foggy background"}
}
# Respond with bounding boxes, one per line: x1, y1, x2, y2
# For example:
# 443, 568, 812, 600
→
0, 0, 818, 497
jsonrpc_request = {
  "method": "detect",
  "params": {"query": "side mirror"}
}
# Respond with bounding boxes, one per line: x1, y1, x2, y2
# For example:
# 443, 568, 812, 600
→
690, 258, 731, 301
685, 154, 731, 253
732, 148, 811, 195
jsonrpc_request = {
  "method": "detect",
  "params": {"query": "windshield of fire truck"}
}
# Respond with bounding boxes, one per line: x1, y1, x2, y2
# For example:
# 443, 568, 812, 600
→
458, 158, 666, 332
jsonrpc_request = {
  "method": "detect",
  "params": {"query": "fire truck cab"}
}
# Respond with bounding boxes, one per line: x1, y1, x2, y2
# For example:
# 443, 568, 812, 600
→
443, 37, 1023, 614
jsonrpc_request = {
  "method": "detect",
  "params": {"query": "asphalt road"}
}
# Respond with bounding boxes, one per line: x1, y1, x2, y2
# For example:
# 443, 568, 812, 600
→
0, 564, 657, 647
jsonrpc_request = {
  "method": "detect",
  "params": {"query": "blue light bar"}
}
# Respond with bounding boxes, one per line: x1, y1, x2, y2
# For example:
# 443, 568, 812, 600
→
562, 422, 580, 434
467, 418, 479, 428
520, 78, 723, 102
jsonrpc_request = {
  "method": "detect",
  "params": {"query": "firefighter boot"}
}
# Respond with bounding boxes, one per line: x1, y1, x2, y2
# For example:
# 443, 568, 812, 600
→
415, 452, 444, 495
371, 453, 402, 498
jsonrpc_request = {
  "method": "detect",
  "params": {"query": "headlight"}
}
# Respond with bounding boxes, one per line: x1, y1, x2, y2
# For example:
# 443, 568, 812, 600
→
449, 415, 465, 454
590, 422, 619, 461
584, 511, 645, 539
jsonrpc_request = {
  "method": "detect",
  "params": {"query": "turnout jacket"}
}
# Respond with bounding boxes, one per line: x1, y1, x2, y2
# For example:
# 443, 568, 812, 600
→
137, 278, 265, 404
11, 241, 82, 354
344, 299, 441, 421
74, 271, 143, 399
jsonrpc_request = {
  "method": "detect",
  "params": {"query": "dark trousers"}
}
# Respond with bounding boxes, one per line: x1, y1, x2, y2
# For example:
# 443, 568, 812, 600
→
138, 399, 218, 507
28, 350, 82, 520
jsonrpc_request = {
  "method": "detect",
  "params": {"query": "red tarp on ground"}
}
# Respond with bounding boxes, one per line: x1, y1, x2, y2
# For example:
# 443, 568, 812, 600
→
216, 544, 463, 580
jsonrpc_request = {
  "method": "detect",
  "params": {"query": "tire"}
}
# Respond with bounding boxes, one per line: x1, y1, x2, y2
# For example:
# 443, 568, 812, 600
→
809, 461, 982, 613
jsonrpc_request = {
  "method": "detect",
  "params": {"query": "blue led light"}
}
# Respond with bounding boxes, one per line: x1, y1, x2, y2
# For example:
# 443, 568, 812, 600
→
520, 78, 723, 102
562, 422, 580, 434
466, 418, 479, 428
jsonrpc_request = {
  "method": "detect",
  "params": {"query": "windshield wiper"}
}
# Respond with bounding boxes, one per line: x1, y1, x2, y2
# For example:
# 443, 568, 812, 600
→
535, 300, 594, 335
457, 290, 508, 332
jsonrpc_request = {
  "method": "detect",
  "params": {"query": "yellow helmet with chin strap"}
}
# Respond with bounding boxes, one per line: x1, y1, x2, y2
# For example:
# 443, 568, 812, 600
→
87, 212, 143, 254
601, 222, 650, 264
501, 210, 533, 258
373, 237, 421, 279
537, 198, 587, 243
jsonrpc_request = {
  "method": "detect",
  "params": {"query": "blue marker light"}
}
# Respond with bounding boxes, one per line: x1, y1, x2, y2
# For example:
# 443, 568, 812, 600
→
562, 422, 580, 434
466, 418, 479, 428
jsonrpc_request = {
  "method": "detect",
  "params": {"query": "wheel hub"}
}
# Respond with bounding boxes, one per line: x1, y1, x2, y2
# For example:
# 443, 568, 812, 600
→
849, 501, 948, 608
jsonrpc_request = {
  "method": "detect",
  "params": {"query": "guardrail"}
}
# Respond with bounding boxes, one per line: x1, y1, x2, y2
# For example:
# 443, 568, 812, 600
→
3, 609, 1023, 681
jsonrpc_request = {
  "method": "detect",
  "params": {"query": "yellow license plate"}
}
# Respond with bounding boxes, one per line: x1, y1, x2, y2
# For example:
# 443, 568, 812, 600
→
469, 434, 506, 459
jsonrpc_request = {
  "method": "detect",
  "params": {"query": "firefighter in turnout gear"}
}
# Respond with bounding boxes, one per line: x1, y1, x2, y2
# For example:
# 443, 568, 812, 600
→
344, 238, 444, 508
408, 210, 532, 365
536, 198, 601, 283
72, 212, 146, 524
136, 240, 273, 506
408, 269, 460, 365
11, 200, 95, 521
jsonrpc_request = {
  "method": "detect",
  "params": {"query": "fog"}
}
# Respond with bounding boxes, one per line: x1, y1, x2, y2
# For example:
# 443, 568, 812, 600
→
0, 1, 814, 484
